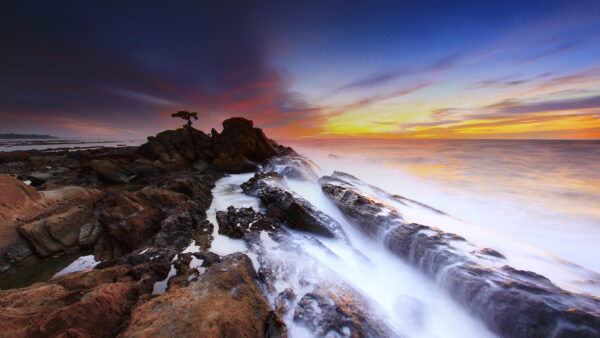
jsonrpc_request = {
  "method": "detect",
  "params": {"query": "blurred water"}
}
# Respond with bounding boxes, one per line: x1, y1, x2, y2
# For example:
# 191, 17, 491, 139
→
285, 139, 600, 294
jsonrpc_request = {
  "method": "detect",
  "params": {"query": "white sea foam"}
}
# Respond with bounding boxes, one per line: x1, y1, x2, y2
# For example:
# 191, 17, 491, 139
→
291, 145, 600, 296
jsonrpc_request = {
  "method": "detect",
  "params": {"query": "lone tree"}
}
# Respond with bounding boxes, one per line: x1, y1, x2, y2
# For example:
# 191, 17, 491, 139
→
171, 110, 198, 127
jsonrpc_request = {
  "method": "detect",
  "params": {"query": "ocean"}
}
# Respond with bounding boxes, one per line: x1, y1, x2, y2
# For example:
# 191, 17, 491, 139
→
286, 138, 600, 296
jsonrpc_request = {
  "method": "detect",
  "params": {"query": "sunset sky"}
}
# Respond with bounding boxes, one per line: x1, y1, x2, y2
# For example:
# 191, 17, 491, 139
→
1, 1, 600, 139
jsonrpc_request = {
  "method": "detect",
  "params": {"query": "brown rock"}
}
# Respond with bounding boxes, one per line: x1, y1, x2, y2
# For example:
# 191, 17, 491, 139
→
214, 117, 278, 162
90, 159, 129, 184
211, 153, 259, 173
120, 253, 286, 337
0, 264, 166, 338
0, 174, 42, 222
0, 175, 104, 273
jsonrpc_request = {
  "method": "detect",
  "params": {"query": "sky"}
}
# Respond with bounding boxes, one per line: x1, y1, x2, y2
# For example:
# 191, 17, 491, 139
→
1, 0, 600, 140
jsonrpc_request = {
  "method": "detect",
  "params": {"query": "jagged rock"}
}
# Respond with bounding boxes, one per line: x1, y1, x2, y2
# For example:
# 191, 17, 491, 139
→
216, 206, 279, 239
214, 117, 279, 162
293, 286, 400, 337
96, 187, 194, 258
211, 153, 259, 173
120, 253, 286, 337
319, 171, 600, 337
90, 159, 129, 184
139, 127, 214, 165
242, 172, 346, 239
0, 263, 168, 337
152, 200, 206, 251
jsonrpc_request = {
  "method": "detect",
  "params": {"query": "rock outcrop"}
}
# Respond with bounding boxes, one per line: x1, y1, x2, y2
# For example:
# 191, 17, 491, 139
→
120, 253, 286, 337
241, 172, 347, 239
1, 174, 105, 273
319, 171, 600, 337
0, 261, 168, 337
139, 117, 291, 173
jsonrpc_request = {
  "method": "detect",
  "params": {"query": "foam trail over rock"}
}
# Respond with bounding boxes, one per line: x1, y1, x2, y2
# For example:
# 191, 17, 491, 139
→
319, 171, 600, 337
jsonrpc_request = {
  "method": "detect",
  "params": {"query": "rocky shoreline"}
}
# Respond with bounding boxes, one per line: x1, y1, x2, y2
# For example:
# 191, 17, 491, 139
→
0, 117, 599, 337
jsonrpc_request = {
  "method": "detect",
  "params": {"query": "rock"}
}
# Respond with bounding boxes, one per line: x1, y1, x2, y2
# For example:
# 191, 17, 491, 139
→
152, 200, 206, 251
211, 153, 259, 173
1, 175, 104, 273
319, 171, 600, 337
139, 127, 214, 165
193, 160, 208, 172
264, 155, 320, 181
216, 206, 279, 239
94, 183, 213, 260
214, 117, 279, 162
90, 159, 129, 184
18, 205, 97, 257
0, 263, 168, 337
241, 172, 347, 239
294, 287, 400, 337
0, 151, 30, 164
0, 174, 42, 220
120, 253, 286, 337
165, 176, 214, 210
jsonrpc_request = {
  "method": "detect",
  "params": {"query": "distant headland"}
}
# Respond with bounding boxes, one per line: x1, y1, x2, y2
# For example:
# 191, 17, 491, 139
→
0, 133, 57, 139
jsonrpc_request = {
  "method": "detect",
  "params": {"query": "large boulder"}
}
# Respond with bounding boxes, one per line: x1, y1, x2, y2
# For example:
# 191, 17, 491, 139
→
0, 174, 105, 273
213, 117, 279, 162
120, 253, 286, 337
0, 262, 168, 337
139, 127, 214, 165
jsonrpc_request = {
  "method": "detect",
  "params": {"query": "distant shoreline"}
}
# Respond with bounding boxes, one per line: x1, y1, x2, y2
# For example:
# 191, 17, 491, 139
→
0, 133, 57, 139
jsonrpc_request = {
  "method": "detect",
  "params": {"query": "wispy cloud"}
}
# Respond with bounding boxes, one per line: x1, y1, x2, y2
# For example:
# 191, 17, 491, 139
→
331, 53, 460, 94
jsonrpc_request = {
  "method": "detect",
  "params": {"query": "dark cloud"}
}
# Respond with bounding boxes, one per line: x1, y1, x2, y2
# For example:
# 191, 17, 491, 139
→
0, 1, 317, 137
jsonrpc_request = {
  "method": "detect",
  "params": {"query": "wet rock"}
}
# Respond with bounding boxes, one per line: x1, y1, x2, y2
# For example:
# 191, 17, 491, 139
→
264, 155, 320, 181
90, 159, 129, 184
0, 263, 167, 337
120, 253, 286, 337
152, 200, 206, 251
294, 287, 400, 337
242, 172, 347, 239
275, 288, 296, 314
95, 247, 176, 270
96, 187, 196, 258
319, 171, 600, 337
475, 247, 505, 259
216, 206, 279, 239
